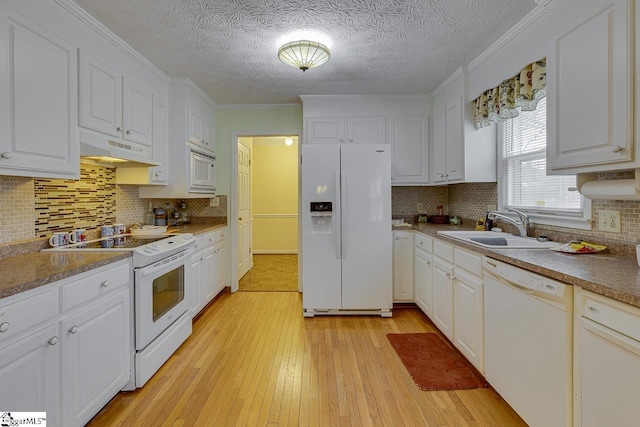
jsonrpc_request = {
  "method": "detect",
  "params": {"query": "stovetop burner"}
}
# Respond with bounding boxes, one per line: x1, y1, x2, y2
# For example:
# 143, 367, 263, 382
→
63, 234, 170, 250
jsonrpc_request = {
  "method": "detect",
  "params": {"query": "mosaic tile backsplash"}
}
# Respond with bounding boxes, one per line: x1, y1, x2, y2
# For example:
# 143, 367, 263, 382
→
0, 163, 227, 244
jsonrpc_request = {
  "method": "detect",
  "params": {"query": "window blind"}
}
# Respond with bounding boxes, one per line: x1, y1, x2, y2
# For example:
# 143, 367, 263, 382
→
502, 98, 582, 213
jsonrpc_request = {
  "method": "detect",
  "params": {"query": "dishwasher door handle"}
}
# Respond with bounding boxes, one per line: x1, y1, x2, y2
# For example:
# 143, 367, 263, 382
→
582, 317, 640, 356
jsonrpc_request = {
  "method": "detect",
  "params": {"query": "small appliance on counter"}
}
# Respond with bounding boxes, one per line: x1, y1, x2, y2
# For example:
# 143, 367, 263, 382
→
429, 204, 449, 224
153, 207, 167, 226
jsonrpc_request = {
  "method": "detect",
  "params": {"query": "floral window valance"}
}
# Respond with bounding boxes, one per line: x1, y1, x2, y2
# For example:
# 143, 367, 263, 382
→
472, 58, 546, 130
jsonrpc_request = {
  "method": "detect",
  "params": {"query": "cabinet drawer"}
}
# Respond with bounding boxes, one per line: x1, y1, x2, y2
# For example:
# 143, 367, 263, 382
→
434, 239, 453, 263
201, 231, 216, 246
0, 288, 58, 342
454, 248, 482, 277
191, 235, 203, 251
61, 262, 130, 312
582, 290, 640, 342
214, 228, 226, 242
415, 234, 432, 253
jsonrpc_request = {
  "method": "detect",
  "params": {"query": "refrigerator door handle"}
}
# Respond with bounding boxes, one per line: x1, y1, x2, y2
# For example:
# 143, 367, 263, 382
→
342, 173, 347, 260
335, 170, 341, 259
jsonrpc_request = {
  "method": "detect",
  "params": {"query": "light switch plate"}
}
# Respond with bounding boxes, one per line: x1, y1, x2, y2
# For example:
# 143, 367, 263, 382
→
599, 210, 621, 233
210, 197, 220, 207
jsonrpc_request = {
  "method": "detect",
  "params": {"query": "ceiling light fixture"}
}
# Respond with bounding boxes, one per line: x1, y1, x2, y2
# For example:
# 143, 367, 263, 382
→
278, 40, 330, 72
284, 137, 293, 146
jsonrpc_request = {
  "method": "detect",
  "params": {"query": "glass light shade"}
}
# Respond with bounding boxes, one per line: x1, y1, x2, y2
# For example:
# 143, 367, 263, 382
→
278, 40, 330, 72
284, 137, 293, 146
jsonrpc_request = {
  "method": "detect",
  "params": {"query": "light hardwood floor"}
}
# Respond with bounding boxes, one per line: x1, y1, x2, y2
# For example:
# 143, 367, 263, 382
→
239, 255, 298, 292
88, 292, 526, 426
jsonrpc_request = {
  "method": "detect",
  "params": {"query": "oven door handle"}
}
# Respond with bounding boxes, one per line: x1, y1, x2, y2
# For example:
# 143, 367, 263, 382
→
137, 251, 189, 277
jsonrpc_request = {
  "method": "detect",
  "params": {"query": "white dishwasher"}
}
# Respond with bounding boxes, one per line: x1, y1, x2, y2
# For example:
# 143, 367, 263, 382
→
483, 257, 573, 427
578, 289, 640, 427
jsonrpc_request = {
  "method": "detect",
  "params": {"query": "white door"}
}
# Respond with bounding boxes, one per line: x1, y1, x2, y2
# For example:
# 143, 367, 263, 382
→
432, 257, 454, 340
414, 247, 432, 316
237, 142, 251, 280
392, 232, 414, 302
340, 144, 392, 310
123, 77, 152, 146
453, 269, 484, 371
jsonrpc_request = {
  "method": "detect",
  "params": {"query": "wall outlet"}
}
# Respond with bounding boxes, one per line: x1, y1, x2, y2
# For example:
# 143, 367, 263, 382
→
487, 204, 497, 212
417, 202, 424, 213
599, 210, 621, 233
210, 197, 220, 207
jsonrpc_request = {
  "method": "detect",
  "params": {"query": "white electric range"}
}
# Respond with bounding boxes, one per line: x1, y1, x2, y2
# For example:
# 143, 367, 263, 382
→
43, 233, 197, 388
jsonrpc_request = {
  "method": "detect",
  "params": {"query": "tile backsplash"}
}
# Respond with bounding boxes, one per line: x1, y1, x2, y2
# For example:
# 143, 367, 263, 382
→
0, 164, 227, 244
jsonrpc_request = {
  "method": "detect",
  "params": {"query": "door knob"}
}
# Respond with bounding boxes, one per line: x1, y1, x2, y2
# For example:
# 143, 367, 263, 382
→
239, 217, 243, 221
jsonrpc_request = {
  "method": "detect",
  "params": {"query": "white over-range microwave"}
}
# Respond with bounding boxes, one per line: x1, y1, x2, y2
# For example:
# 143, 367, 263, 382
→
189, 146, 216, 193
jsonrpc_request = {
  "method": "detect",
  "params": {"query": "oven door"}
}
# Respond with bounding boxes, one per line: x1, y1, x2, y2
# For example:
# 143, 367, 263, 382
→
189, 148, 216, 193
134, 249, 191, 350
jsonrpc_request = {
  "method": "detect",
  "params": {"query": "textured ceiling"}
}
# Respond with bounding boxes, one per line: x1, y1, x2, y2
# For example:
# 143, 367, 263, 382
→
72, 0, 537, 105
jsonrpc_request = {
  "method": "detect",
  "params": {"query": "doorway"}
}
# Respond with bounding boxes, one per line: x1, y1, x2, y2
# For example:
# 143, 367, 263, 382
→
231, 133, 301, 292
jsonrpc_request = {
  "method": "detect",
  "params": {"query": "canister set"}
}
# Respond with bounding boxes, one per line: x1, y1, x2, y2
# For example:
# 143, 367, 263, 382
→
48, 223, 126, 248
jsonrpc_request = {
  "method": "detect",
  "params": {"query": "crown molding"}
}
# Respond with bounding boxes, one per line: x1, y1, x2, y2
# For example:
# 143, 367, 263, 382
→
467, 1, 550, 75
432, 66, 467, 98
299, 94, 430, 102
54, 0, 169, 84
216, 103, 302, 110
168, 78, 218, 109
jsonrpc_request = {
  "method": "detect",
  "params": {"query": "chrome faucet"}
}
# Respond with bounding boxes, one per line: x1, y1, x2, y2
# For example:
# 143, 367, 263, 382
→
488, 208, 530, 237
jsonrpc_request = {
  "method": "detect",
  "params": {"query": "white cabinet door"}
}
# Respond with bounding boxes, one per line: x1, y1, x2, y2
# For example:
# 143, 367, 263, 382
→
189, 246, 204, 317
547, 0, 634, 173
187, 103, 205, 145
202, 245, 216, 306
0, 322, 59, 423
346, 117, 386, 144
306, 117, 345, 144
414, 246, 432, 316
453, 269, 483, 372
61, 288, 130, 427
389, 116, 428, 184
214, 240, 227, 294
0, 6, 78, 179
432, 257, 454, 340
148, 95, 168, 184
204, 119, 216, 153
444, 100, 463, 182
123, 77, 152, 146
431, 107, 447, 183
79, 51, 122, 138
393, 232, 414, 302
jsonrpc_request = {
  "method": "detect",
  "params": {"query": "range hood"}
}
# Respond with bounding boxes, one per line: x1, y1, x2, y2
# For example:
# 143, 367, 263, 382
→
79, 130, 159, 168
576, 169, 640, 200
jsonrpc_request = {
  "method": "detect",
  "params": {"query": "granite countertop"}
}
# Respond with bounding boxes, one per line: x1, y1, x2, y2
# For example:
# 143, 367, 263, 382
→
397, 223, 640, 308
0, 251, 130, 299
0, 219, 228, 301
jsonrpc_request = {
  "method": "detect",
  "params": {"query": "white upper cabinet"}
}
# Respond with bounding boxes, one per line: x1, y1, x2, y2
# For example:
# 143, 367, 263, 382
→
388, 116, 428, 184
186, 89, 216, 153
79, 51, 122, 138
431, 67, 496, 185
0, 3, 79, 179
79, 51, 153, 147
123, 77, 152, 146
306, 116, 385, 144
547, 0, 635, 173
148, 95, 169, 184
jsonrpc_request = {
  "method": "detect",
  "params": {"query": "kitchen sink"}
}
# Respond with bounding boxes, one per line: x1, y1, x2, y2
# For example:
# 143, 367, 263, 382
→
437, 230, 559, 249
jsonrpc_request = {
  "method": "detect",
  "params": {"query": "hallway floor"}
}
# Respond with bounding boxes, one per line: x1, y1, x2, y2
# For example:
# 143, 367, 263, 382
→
239, 254, 298, 291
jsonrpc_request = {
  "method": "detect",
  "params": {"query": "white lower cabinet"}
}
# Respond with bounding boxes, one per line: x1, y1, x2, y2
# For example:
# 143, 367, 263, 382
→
61, 287, 130, 427
0, 321, 60, 421
452, 248, 484, 372
414, 234, 433, 316
432, 256, 454, 340
0, 259, 132, 427
393, 231, 414, 302
190, 228, 227, 318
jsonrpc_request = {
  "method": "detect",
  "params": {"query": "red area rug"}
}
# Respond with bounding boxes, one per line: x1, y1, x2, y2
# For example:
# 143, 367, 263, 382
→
386, 332, 488, 391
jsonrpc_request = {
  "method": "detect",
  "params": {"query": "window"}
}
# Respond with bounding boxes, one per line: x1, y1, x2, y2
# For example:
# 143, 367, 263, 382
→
498, 97, 592, 229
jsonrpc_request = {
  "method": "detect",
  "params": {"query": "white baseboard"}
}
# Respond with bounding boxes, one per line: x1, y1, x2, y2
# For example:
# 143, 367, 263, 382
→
253, 250, 298, 254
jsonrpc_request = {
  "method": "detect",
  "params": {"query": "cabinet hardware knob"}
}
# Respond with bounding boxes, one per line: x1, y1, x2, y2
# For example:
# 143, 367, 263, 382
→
69, 326, 78, 334
154, 172, 162, 177
48, 336, 58, 346
0, 322, 9, 333
395, 237, 399, 240
612, 145, 624, 153
1, 152, 12, 159
126, 129, 132, 135
349, 138, 353, 142
587, 306, 599, 313
339, 138, 344, 142
101, 280, 110, 288
239, 217, 242, 221
116, 126, 123, 132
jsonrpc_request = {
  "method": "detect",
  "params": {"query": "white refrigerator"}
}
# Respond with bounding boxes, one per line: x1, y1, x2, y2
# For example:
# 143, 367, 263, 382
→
301, 143, 392, 317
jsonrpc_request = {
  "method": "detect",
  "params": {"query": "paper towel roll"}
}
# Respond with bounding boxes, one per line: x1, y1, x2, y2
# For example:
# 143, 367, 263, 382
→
579, 178, 640, 200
